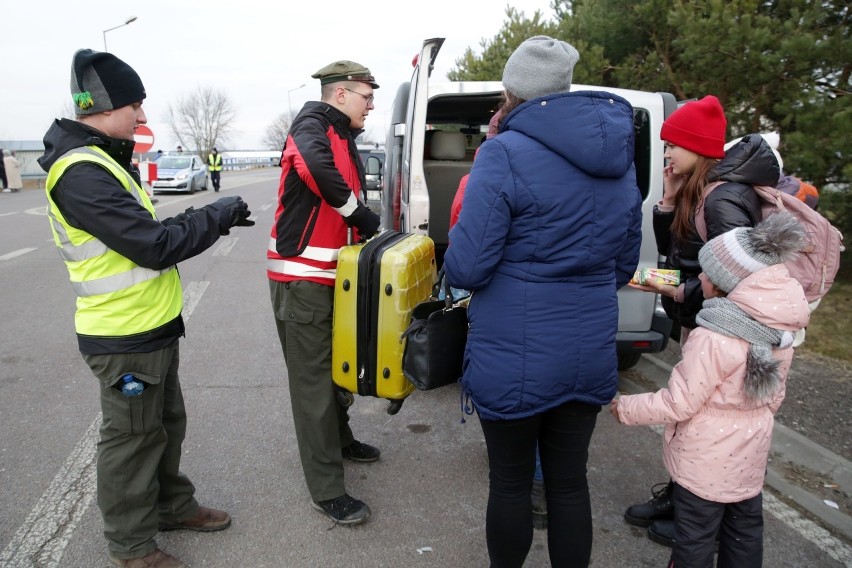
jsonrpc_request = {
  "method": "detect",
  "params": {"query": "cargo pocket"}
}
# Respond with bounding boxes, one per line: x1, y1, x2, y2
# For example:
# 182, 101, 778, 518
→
279, 308, 315, 362
102, 371, 163, 435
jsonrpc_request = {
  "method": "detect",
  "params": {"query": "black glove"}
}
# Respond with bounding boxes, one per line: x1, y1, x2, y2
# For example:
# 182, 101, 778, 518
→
211, 196, 254, 235
348, 204, 380, 240
161, 206, 196, 227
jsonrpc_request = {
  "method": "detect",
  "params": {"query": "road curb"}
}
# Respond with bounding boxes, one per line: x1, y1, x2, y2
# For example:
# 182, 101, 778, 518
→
619, 354, 852, 542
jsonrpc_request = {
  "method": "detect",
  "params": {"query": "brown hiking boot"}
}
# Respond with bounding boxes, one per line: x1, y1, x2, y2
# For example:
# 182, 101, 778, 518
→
159, 505, 232, 532
109, 548, 185, 568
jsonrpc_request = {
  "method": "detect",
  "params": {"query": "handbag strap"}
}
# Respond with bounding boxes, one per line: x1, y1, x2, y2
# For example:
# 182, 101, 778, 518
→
433, 266, 455, 307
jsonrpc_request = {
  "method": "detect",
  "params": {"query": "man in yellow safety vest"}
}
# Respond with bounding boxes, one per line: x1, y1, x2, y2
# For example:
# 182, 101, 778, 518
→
208, 147, 223, 191
38, 48, 255, 568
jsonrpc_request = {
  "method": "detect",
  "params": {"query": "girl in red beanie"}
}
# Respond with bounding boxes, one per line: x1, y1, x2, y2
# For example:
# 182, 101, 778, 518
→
623, 97, 783, 547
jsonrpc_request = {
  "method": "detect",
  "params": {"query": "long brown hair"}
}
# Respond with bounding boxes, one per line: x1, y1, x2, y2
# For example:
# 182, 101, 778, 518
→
671, 156, 719, 240
497, 91, 525, 129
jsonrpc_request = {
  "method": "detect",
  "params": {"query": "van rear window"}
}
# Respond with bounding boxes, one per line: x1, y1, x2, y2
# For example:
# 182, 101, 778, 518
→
632, 109, 652, 201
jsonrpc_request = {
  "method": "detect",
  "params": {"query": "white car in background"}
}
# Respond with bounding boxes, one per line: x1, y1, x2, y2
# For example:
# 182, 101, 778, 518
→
152, 154, 208, 194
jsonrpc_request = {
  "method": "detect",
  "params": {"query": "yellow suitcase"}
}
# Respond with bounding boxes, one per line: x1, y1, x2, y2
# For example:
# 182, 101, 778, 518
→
332, 231, 436, 414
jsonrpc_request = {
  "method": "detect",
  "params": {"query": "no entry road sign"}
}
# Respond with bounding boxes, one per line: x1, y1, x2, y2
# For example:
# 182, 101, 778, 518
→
133, 125, 155, 153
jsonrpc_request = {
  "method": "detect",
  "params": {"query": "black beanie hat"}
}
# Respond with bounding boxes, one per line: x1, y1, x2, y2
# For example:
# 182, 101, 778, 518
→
70, 49, 146, 115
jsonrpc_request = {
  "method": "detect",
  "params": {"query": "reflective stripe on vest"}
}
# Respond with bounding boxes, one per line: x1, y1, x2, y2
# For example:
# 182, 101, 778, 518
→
208, 153, 222, 171
45, 146, 182, 335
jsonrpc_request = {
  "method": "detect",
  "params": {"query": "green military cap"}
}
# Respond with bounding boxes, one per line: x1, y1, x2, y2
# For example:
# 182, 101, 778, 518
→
311, 60, 380, 89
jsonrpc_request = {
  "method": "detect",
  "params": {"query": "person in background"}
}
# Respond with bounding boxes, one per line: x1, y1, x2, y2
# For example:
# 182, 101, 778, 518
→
267, 60, 381, 527
444, 36, 643, 567
3, 150, 23, 192
176, 145, 183, 153
0, 149, 7, 191
38, 48, 254, 568
208, 147, 223, 192
448, 112, 501, 230
625, 104, 782, 547
613, 212, 809, 568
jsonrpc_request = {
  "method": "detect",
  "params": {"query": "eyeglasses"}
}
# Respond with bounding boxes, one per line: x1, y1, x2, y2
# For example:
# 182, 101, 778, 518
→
343, 87, 374, 104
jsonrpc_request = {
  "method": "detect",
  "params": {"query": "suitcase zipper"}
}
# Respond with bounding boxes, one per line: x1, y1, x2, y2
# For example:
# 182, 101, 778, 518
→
355, 231, 407, 396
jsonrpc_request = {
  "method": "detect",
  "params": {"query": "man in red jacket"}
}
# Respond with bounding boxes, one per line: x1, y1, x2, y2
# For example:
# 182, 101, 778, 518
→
267, 60, 381, 526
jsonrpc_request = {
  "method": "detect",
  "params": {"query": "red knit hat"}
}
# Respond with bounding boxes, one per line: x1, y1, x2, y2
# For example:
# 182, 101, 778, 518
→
660, 95, 727, 158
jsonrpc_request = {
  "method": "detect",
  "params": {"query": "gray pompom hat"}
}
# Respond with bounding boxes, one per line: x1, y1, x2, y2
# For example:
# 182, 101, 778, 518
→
70, 49, 146, 115
699, 212, 805, 293
502, 35, 580, 100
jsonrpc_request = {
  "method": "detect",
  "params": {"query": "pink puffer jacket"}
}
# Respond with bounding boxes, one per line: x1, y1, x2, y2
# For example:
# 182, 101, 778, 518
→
617, 264, 809, 503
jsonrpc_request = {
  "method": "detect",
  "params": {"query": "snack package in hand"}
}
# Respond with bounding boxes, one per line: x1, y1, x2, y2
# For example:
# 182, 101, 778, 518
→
630, 268, 680, 286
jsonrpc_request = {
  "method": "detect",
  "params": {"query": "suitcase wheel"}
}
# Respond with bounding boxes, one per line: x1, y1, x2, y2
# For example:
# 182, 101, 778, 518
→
386, 399, 404, 416
335, 388, 355, 408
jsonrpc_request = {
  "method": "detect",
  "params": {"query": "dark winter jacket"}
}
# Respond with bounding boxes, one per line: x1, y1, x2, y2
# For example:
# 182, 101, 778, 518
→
39, 118, 230, 354
266, 102, 380, 286
444, 91, 643, 421
654, 134, 779, 329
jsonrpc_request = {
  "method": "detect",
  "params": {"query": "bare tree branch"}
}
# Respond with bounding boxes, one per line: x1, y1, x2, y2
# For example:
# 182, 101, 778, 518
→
166, 86, 237, 157
262, 110, 296, 151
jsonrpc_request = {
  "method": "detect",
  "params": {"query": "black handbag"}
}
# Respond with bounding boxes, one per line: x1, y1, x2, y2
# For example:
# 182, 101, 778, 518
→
401, 274, 468, 391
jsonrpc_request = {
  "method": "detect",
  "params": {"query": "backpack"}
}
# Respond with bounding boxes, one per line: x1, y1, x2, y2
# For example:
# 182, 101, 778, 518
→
695, 181, 844, 302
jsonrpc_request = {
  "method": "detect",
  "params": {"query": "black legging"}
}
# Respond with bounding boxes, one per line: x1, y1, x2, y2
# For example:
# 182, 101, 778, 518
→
479, 400, 601, 568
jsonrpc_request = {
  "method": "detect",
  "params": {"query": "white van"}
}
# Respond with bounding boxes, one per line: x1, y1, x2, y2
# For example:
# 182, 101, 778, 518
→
380, 38, 676, 370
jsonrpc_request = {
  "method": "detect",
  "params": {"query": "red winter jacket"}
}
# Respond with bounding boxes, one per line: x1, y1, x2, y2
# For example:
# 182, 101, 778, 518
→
267, 102, 378, 286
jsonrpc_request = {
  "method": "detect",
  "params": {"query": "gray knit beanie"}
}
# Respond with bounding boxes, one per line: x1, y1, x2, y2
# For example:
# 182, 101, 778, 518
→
699, 212, 805, 293
70, 49, 146, 115
502, 36, 579, 101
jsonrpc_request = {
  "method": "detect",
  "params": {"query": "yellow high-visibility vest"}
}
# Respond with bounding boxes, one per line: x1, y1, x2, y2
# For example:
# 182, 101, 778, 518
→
208, 153, 223, 171
45, 146, 182, 336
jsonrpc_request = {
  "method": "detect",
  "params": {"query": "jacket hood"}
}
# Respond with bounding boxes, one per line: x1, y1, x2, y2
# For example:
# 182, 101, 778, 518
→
711, 133, 780, 187
38, 118, 134, 172
501, 91, 635, 178
727, 264, 810, 332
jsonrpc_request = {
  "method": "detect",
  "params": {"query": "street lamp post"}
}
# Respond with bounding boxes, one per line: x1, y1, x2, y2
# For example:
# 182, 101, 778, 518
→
102, 16, 138, 52
287, 84, 306, 116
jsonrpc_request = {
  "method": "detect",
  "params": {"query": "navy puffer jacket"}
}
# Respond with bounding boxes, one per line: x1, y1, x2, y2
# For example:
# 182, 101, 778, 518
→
444, 91, 643, 421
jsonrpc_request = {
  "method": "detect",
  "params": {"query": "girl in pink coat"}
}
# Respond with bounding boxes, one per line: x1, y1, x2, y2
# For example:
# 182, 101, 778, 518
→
612, 212, 810, 568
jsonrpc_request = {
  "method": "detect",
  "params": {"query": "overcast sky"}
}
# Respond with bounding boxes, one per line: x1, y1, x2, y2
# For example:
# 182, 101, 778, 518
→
1, 0, 555, 150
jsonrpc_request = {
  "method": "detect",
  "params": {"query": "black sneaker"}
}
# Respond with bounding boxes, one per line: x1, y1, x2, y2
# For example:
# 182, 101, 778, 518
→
648, 519, 676, 547
312, 494, 371, 525
624, 481, 675, 527
342, 440, 381, 463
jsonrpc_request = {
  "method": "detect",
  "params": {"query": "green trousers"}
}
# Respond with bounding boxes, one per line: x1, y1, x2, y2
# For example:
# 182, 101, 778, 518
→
83, 341, 198, 559
270, 279, 353, 502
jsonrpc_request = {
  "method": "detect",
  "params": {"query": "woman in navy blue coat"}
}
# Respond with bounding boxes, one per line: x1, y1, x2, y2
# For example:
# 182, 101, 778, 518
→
444, 36, 642, 567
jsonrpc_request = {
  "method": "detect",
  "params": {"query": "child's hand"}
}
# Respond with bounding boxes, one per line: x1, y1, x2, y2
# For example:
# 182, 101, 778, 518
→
610, 398, 620, 421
